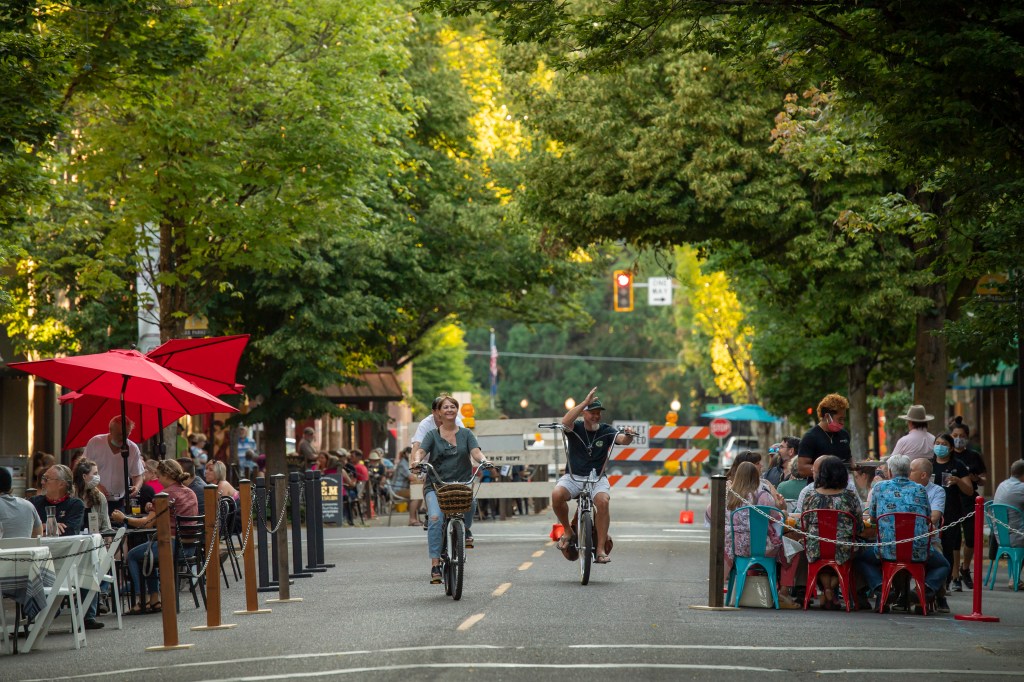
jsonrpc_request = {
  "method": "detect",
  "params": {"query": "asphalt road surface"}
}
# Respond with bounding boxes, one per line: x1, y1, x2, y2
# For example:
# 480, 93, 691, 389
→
4, 488, 1023, 681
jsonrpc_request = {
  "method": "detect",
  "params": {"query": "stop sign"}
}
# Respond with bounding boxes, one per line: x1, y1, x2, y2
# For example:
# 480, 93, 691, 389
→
710, 418, 732, 438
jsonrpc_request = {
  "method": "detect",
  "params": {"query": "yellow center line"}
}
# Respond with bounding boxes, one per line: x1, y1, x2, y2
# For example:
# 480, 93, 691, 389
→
492, 582, 512, 597
532, 550, 544, 558
457, 613, 485, 631
518, 561, 533, 571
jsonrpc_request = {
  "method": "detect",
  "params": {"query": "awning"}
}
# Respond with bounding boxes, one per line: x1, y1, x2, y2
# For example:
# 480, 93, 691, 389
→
320, 369, 404, 403
952, 362, 1018, 389
701, 404, 782, 423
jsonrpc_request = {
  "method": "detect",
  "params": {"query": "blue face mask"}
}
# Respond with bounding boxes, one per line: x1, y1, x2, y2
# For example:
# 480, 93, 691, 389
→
933, 444, 950, 458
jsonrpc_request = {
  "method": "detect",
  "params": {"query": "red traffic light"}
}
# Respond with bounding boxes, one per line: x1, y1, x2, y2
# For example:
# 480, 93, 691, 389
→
613, 270, 634, 312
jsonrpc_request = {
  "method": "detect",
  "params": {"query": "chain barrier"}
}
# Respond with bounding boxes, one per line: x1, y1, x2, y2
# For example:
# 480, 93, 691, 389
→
725, 486, 974, 548
258, 484, 289, 535
190, 498, 224, 581
985, 511, 1024, 537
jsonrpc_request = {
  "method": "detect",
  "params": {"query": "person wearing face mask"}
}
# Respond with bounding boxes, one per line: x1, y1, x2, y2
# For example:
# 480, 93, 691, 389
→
949, 416, 986, 589
889, 405, 937, 461
796, 394, 852, 480
930, 432, 973, 596
82, 415, 146, 517
72, 459, 111, 629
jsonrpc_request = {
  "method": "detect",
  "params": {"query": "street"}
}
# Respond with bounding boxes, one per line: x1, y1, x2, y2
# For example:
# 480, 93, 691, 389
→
4, 489, 1023, 681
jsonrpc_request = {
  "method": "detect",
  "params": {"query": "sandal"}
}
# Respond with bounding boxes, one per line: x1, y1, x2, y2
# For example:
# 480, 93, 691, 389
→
127, 604, 146, 616
148, 601, 162, 613
556, 533, 576, 551
595, 553, 611, 564
408, 520, 423, 527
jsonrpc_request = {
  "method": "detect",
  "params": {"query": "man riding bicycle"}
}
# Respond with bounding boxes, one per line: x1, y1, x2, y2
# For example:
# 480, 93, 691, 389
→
553, 387, 635, 564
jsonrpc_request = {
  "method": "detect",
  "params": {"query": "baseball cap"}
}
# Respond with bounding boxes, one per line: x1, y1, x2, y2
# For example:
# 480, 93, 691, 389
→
583, 399, 604, 411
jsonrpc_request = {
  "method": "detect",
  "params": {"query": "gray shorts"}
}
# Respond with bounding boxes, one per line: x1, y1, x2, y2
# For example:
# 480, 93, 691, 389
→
555, 473, 611, 500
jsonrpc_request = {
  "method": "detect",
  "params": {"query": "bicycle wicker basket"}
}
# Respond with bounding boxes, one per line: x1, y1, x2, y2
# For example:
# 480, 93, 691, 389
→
435, 483, 473, 515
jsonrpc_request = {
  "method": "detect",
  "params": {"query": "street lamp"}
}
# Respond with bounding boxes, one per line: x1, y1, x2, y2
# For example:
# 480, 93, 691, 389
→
670, 399, 681, 412
564, 398, 576, 410
520, 398, 529, 409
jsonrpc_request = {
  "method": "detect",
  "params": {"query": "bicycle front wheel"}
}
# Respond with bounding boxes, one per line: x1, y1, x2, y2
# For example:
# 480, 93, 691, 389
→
450, 519, 465, 600
579, 511, 593, 585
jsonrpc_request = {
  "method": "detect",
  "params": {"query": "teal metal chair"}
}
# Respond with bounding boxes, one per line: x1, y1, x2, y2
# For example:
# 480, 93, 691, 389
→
984, 502, 1024, 591
726, 504, 784, 608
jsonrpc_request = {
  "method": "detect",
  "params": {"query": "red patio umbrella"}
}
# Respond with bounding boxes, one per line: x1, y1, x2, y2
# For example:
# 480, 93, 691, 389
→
146, 334, 249, 397
59, 391, 186, 450
11, 349, 237, 495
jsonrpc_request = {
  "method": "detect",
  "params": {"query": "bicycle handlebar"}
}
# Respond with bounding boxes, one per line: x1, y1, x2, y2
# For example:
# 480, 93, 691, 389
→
536, 422, 563, 429
411, 460, 494, 486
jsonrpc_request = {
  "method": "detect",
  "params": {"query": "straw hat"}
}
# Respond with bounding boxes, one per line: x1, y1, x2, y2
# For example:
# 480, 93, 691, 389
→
897, 405, 934, 422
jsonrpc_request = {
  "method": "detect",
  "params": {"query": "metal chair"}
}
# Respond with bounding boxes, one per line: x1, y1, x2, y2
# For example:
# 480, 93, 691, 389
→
876, 512, 932, 615
984, 501, 1024, 591
726, 505, 784, 609
218, 496, 242, 583
174, 514, 207, 612
800, 508, 858, 611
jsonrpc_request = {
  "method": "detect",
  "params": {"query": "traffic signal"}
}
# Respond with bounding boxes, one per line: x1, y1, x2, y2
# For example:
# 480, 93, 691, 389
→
461, 402, 476, 429
613, 270, 633, 312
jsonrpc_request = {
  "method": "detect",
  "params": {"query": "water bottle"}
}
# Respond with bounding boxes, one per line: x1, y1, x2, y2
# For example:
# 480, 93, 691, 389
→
45, 506, 59, 537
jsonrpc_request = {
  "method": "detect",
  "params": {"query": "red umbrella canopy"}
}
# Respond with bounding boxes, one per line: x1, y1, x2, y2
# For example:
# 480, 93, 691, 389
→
60, 392, 185, 449
146, 334, 248, 397
10, 348, 237, 415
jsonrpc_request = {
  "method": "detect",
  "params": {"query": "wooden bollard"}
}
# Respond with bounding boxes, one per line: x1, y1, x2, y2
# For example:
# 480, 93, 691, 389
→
145, 493, 193, 651
235, 479, 271, 615
267, 473, 302, 604
688, 474, 733, 612
192, 485, 236, 631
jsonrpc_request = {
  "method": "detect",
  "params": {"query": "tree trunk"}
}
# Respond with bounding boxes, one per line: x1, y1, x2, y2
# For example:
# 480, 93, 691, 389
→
847, 359, 869, 460
264, 416, 289, 477
914, 281, 949, 424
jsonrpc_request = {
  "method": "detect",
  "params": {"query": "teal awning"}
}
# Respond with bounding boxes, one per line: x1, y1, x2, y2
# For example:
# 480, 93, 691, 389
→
952, 362, 1018, 389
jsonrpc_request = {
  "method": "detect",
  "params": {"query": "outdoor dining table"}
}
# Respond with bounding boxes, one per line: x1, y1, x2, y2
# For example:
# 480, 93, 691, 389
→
41, 533, 104, 593
0, 545, 56, 654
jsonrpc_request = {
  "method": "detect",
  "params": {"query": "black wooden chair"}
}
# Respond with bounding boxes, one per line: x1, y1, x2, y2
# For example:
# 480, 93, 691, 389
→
174, 514, 207, 612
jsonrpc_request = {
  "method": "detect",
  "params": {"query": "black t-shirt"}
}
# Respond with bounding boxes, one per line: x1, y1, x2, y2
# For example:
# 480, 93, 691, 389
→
798, 424, 852, 466
932, 456, 971, 520
564, 421, 618, 476
955, 448, 986, 497
30, 495, 85, 536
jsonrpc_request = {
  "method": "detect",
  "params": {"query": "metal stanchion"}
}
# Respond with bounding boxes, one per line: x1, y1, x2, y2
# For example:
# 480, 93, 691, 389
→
313, 470, 335, 568
955, 496, 1000, 622
303, 471, 327, 573
267, 472, 303, 604
689, 474, 732, 611
288, 472, 314, 577
256, 476, 276, 592
235, 479, 271, 615
192, 485, 236, 631
145, 493, 194, 651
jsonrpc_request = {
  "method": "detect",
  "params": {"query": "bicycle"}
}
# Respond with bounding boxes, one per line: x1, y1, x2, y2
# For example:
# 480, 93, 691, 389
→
538, 423, 630, 585
412, 460, 493, 600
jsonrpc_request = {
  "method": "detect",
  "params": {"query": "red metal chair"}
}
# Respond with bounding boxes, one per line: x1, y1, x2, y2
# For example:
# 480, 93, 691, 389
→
875, 512, 932, 615
800, 508, 858, 611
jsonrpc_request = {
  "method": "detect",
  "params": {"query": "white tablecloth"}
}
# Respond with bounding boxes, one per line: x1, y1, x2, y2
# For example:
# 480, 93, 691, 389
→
0, 546, 56, 619
40, 533, 103, 592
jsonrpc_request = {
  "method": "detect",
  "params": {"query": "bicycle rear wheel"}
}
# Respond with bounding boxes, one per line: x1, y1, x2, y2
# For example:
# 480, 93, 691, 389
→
579, 510, 593, 585
450, 519, 465, 600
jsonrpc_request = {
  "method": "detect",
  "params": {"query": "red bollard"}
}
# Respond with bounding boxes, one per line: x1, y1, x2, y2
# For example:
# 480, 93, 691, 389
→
955, 496, 1000, 622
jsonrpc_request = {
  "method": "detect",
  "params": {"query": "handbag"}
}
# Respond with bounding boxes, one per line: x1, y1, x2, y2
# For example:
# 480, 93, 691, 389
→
737, 574, 772, 608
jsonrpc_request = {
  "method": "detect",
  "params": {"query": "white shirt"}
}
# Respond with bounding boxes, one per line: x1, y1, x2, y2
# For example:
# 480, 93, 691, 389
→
83, 433, 145, 499
0, 493, 41, 537
411, 413, 464, 446
994, 476, 1024, 548
890, 428, 936, 461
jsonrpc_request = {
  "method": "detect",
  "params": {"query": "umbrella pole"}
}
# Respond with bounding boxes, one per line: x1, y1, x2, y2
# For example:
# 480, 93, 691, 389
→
157, 408, 166, 460
120, 375, 131, 503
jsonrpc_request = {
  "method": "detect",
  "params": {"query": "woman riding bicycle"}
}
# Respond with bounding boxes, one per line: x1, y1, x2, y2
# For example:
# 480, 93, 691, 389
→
412, 395, 490, 584
552, 387, 635, 564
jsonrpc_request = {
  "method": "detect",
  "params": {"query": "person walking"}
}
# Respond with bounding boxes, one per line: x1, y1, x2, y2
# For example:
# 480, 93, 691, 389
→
890, 405, 936, 461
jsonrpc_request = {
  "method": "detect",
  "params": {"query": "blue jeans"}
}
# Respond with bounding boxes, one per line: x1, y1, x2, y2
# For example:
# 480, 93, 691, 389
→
127, 538, 188, 599
425, 490, 475, 560
855, 547, 951, 594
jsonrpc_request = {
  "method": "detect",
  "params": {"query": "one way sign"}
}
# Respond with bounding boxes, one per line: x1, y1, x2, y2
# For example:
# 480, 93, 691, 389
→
648, 277, 673, 306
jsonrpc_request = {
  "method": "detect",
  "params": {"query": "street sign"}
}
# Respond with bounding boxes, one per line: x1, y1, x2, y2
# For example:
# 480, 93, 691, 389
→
709, 418, 732, 438
612, 420, 650, 447
648, 277, 673, 306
